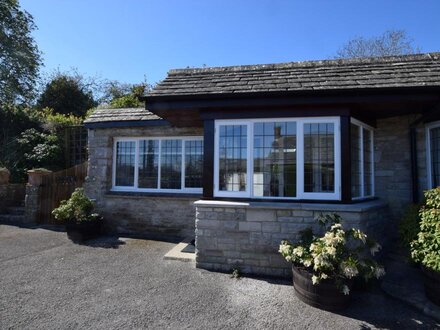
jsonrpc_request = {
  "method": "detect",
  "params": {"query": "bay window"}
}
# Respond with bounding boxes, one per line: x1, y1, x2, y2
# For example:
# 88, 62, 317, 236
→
427, 121, 440, 188
351, 119, 374, 199
214, 117, 341, 200
113, 137, 203, 192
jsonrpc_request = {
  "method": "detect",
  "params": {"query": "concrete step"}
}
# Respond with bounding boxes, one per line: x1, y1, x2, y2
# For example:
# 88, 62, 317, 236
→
0, 214, 30, 226
7, 206, 25, 215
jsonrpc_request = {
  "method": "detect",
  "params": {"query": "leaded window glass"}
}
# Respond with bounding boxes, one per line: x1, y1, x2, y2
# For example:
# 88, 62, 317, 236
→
429, 126, 440, 187
185, 140, 203, 188
115, 141, 135, 186
113, 138, 203, 192
351, 120, 374, 199
138, 140, 159, 189
253, 121, 297, 197
219, 124, 247, 192
304, 123, 335, 193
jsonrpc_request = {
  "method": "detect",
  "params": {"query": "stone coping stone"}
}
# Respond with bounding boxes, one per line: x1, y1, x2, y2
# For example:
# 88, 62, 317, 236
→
194, 199, 387, 212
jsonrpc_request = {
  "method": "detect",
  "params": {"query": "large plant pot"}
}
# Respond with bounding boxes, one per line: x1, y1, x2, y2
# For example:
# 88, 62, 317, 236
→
292, 265, 351, 311
422, 266, 440, 306
66, 221, 102, 242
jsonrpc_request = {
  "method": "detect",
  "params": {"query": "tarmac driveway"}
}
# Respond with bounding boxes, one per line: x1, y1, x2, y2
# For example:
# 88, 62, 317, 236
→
0, 224, 438, 330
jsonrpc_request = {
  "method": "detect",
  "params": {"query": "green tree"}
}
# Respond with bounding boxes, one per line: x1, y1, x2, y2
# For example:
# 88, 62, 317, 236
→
99, 78, 152, 108
336, 30, 420, 59
0, 0, 42, 104
37, 72, 97, 117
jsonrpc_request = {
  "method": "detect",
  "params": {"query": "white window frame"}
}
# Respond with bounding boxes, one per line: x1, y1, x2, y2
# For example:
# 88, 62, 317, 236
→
426, 120, 440, 189
214, 117, 341, 201
350, 118, 375, 200
112, 136, 203, 193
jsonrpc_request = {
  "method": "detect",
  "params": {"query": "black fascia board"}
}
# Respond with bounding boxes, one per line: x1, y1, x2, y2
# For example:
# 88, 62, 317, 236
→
143, 86, 440, 111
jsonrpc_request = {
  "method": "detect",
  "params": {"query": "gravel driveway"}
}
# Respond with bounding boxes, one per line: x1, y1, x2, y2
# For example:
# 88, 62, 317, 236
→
0, 224, 438, 329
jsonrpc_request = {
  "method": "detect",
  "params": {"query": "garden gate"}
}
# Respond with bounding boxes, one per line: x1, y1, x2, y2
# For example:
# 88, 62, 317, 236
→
38, 162, 88, 224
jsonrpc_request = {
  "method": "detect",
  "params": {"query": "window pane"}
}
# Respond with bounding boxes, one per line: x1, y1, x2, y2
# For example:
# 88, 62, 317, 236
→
219, 124, 247, 192
351, 124, 362, 198
139, 140, 159, 188
160, 140, 182, 189
431, 127, 440, 187
185, 140, 203, 188
363, 129, 373, 196
304, 123, 335, 193
115, 141, 135, 186
253, 121, 297, 197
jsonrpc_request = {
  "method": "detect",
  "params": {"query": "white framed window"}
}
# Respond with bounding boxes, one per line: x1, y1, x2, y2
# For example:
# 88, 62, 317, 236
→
426, 121, 440, 188
214, 117, 341, 200
112, 136, 203, 193
351, 119, 374, 200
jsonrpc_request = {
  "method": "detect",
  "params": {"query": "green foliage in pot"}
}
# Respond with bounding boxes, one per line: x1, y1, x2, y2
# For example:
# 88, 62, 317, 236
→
279, 213, 385, 295
52, 188, 101, 223
411, 187, 440, 272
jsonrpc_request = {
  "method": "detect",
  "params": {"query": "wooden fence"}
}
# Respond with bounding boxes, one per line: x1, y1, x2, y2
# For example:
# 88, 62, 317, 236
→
38, 162, 88, 224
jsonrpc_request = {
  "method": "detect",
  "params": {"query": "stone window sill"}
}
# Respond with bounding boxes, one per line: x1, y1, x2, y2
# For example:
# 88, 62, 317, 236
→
194, 198, 387, 213
106, 191, 202, 199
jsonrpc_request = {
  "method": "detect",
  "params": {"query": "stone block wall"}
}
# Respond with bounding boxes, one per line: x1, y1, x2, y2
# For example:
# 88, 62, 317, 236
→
375, 114, 428, 222
84, 125, 203, 238
195, 200, 389, 278
0, 183, 25, 212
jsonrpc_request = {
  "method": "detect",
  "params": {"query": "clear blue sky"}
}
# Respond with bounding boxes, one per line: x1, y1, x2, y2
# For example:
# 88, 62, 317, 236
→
21, 0, 440, 85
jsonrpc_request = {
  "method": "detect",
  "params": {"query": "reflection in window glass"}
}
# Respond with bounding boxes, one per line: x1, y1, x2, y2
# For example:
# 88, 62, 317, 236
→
160, 140, 182, 189
351, 124, 361, 198
185, 140, 203, 188
139, 140, 159, 188
253, 121, 296, 197
430, 127, 440, 187
219, 125, 247, 192
115, 141, 135, 186
304, 123, 335, 193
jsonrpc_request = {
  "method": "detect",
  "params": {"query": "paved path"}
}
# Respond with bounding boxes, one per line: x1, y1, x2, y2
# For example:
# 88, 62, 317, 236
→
0, 224, 439, 329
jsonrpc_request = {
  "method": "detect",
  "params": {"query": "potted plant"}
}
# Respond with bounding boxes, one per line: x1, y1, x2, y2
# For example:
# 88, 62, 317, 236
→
279, 213, 385, 311
52, 188, 102, 242
410, 187, 440, 306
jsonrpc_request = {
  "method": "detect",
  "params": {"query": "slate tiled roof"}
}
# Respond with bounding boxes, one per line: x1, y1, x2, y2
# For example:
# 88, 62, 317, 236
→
84, 108, 162, 123
148, 53, 440, 97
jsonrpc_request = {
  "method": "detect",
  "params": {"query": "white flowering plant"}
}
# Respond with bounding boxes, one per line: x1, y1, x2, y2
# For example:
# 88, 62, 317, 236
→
279, 213, 385, 295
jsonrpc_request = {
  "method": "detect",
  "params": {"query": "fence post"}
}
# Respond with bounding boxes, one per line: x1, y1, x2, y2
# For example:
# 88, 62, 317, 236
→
25, 169, 52, 223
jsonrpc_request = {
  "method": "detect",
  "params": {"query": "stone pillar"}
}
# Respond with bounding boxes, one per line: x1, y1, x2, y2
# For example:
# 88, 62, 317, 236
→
25, 169, 52, 223
0, 168, 10, 212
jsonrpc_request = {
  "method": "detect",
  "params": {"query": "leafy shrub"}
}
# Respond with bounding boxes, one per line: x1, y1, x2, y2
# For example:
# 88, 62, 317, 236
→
16, 128, 63, 170
52, 188, 101, 223
399, 203, 422, 251
411, 188, 440, 272
279, 213, 385, 295
40, 107, 83, 132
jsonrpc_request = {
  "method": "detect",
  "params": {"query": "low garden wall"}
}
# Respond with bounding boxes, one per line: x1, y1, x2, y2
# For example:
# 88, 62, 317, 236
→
195, 200, 389, 278
0, 183, 26, 212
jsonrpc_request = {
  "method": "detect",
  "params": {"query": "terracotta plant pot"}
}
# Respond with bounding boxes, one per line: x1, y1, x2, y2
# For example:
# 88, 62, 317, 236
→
66, 220, 102, 242
292, 265, 351, 311
421, 266, 440, 306
0, 168, 10, 185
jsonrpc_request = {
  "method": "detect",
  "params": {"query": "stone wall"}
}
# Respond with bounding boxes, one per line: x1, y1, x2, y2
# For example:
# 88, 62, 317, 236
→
84, 125, 203, 238
195, 200, 389, 278
375, 114, 428, 221
0, 183, 25, 212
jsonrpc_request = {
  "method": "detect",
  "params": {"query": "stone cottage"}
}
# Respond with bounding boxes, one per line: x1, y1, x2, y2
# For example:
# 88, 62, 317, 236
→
84, 53, 440, 277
